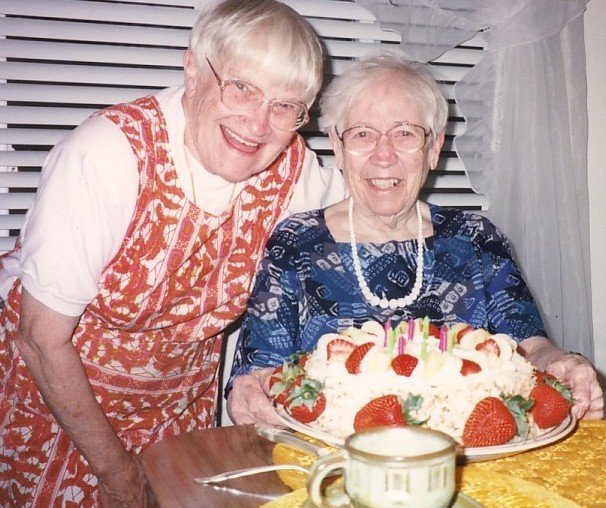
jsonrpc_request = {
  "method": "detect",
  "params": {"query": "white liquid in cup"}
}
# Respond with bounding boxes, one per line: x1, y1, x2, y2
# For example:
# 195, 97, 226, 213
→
307, 426, 456, 508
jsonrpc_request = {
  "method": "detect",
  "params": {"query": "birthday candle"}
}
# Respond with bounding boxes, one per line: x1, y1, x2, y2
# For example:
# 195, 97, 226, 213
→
383, 320, 390, 348
447, 329, 455, 352
439, 325, 447, 352
407, 318, 414, 342
421, 317, 429, 358
397, 323, 405, 355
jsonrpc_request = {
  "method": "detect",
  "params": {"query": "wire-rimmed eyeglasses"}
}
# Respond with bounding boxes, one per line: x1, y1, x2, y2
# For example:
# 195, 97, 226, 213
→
206, 58, 309, 132
336, 122, 430, 155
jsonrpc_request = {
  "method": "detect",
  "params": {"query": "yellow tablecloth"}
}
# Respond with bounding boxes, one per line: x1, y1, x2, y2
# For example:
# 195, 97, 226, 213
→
265, 420, 606, 508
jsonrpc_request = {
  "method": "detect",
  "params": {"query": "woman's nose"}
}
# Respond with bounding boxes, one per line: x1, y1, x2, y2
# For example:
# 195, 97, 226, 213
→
247, 102, 272, 135
372, 133, 398, 162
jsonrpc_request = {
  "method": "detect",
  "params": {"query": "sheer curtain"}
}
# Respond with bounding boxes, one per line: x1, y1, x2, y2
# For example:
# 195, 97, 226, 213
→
354, 0, 593, 357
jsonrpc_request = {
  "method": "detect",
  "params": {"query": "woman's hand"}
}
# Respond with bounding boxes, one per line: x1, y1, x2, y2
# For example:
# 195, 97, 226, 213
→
226, 367, 284, 428
519, 336, 604, 419
98, 454, 150, 508
545, 353, 604, 419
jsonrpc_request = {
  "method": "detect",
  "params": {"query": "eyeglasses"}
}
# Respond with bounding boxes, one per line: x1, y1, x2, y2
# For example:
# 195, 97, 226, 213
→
337, 122, 430, 155
206, 58, 309, 132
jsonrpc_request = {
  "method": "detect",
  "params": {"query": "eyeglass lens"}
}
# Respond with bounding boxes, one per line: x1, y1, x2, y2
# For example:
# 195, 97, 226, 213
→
342, 124, 427, 153
219, 79, 307, 131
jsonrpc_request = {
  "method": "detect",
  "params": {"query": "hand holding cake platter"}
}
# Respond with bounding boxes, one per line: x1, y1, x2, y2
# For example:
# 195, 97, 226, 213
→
269, 318, 576, 462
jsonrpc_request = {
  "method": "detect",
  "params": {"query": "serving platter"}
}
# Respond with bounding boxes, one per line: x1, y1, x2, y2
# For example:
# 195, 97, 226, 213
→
273, 406, 577, 463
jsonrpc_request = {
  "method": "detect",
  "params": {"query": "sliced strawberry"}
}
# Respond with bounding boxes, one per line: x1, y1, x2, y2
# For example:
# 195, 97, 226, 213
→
529, 383, 572, 429
428, 323, 440, 338
353, 394, 406, 432
456, 325, 474, 343
475, 338, 501, 356
419, 320, 440, 338
460, 359, 482, 376
326, 338, 356, 360
462, 396, 517, 447
391, 354, 418, 376
285, 378, 326, 424
345, 342, 374, 374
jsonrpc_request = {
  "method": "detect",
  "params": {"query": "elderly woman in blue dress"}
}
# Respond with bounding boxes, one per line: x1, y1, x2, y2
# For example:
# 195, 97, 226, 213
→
226, 53, 604, 427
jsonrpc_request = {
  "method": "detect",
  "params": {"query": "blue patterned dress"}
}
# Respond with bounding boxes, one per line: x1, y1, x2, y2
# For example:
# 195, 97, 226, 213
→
229, 204, 546, 380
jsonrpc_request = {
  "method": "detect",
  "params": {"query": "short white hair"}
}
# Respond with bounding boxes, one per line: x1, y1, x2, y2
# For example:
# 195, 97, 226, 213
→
320, 52, 448, 139
189, 0, 324, 105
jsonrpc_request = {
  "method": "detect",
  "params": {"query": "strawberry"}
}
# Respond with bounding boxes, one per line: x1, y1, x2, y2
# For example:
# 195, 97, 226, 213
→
353, 394, 425, 432
345, 342, 374, 374
462, 396, 517, 447
391, 354, 418, 376
295, 352, 310, 368
420, 321, 440, 338
326, 338, 356, 360
475, 338, 501, 356
353, 394, 406, 432
285, 378, 326, 424
269, 363, 305, 406
460, 359, 482, 376
529, 383, 572, 429
533, 370, 558, 385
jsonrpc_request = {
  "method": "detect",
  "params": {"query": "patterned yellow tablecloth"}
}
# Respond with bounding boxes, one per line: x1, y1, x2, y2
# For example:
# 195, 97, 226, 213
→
263, 420, 606, 508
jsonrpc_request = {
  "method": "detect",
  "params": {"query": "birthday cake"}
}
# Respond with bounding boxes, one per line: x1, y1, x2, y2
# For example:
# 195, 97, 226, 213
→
269, 319, 573, 447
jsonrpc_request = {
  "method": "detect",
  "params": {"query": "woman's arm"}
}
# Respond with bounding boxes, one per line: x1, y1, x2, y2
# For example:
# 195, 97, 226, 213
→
15, 289, 148, 507
519, 335, 604, 420
226, 224, 306, 427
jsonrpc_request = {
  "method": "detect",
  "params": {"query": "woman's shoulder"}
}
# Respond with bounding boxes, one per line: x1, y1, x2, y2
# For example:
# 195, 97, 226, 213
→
430, 204, 505, 242
270, 209, 330, 244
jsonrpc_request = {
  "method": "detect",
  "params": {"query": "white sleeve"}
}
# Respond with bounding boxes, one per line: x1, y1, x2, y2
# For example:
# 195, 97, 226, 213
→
19, 115, 139, 317
284, 148, 348, 218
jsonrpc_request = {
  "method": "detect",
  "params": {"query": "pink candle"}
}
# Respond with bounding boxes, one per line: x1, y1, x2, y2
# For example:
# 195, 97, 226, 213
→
398, 334, 405, 355
383, 320, 391, 347
439, 325, 447, 352
407, 318, 414, 342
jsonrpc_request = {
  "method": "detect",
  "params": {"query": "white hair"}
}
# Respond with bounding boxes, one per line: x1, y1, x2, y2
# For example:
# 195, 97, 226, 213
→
320, 52, 448, 139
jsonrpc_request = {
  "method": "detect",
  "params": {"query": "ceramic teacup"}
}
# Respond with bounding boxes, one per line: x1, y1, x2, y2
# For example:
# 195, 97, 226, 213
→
306, 426, 456, 508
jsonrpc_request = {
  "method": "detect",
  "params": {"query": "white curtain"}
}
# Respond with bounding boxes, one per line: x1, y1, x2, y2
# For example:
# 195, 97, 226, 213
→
354, 0, 593, 358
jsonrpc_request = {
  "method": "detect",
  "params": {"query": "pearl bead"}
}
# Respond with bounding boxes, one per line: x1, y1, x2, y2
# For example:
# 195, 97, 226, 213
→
349, 197, 424, 310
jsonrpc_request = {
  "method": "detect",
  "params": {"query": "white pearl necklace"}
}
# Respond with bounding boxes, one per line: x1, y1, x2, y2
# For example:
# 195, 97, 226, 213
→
348, 197, 424, 310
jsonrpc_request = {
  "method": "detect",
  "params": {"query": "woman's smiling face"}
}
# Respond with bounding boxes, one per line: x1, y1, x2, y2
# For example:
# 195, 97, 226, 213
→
331, 73, 444, 220
182, 50, 306, 183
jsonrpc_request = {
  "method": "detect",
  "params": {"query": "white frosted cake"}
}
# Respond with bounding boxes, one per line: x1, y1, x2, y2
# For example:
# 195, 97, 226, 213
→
270, 319, 572, 447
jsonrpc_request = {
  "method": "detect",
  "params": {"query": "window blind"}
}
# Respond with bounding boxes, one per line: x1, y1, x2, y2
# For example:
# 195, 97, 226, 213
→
0, 0, 487, 253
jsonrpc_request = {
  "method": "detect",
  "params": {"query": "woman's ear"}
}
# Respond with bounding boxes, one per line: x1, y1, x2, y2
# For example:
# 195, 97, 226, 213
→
328, 131, 345, 170
428, 129, 446, 170
183, 50, 199, 97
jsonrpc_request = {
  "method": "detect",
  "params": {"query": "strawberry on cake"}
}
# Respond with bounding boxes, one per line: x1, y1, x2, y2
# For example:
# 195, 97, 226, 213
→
270, 318, 573, 447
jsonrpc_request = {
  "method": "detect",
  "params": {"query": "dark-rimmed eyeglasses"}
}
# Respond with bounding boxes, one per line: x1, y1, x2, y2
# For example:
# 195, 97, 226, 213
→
336, 122, 430, 155
206, 58, 309, 132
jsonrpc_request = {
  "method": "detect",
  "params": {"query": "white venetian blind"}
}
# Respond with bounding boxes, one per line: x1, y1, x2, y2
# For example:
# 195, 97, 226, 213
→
0, 0, 487, 253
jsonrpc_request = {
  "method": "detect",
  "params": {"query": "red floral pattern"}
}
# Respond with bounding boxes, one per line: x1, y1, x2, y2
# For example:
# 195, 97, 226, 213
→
0, 95, 304, 506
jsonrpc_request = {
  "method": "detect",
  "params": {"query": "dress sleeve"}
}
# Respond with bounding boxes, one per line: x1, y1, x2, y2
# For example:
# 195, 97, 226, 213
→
476, 218, 547, 340
18, 115, 138, 316
284, 150, 347, 218
228, 223, 304, 381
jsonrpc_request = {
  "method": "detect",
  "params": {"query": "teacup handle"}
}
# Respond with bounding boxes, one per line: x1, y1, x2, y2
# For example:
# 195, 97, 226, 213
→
306, 450, 352, 508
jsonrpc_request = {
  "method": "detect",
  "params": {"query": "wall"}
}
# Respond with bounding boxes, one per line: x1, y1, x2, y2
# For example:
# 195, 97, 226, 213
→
585, 0, 606, 389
